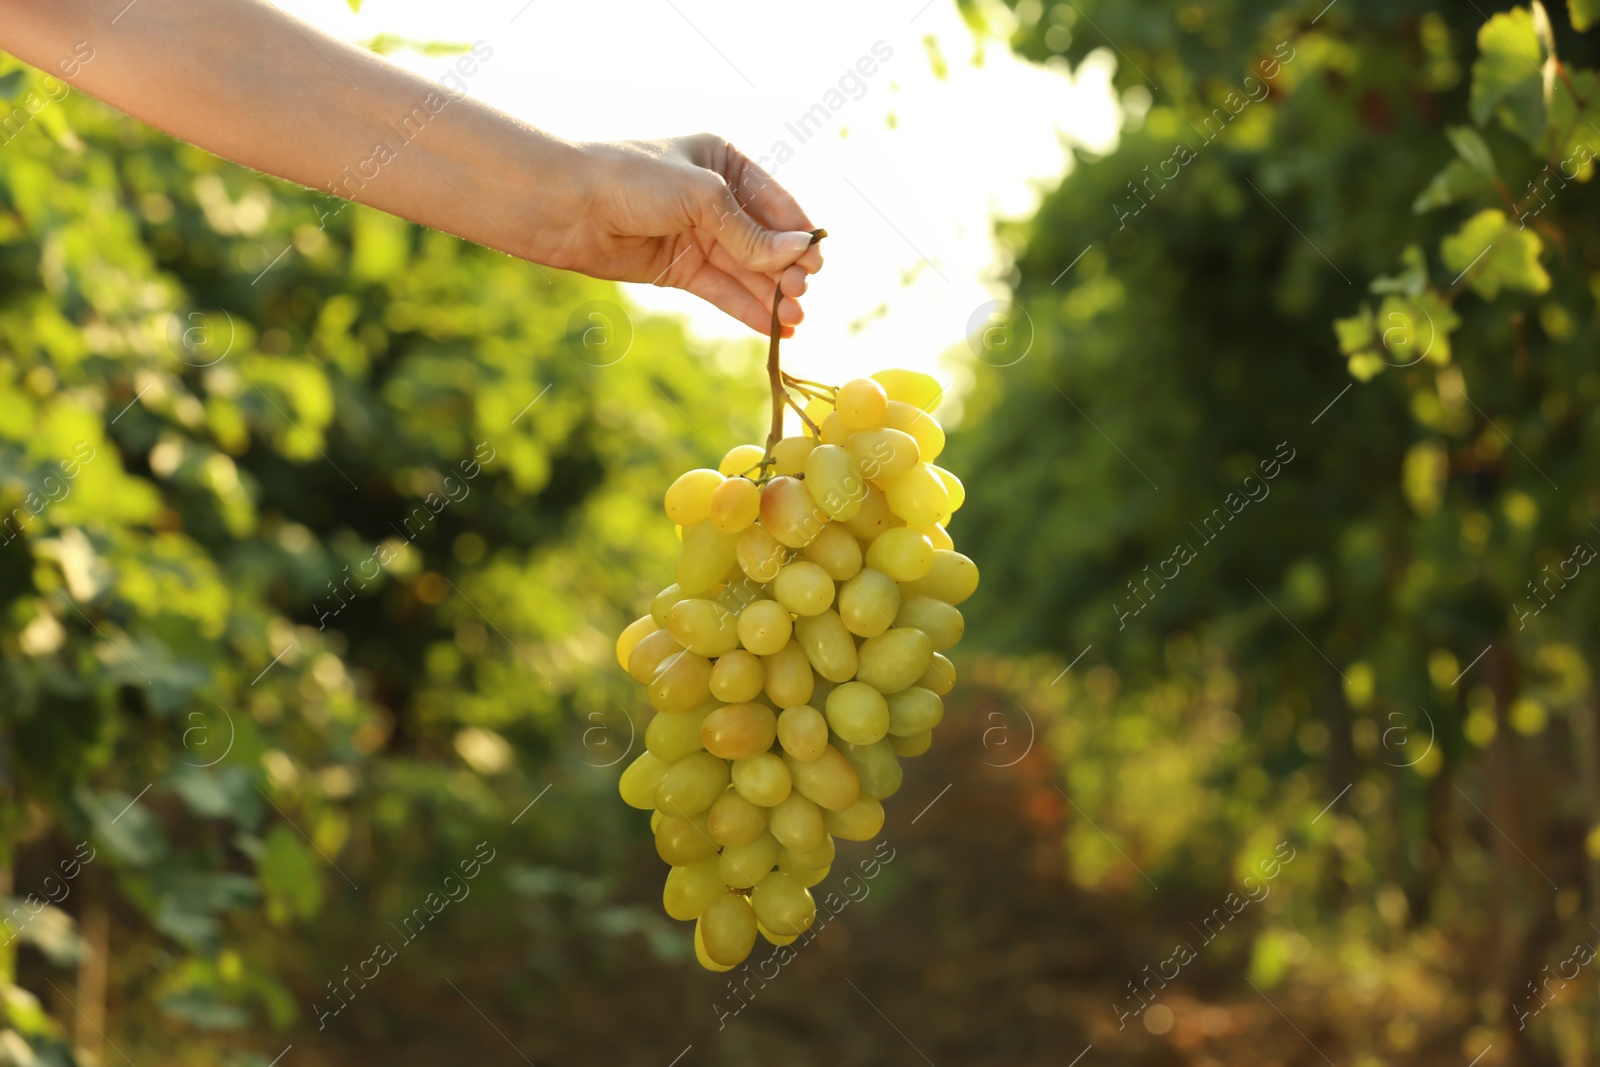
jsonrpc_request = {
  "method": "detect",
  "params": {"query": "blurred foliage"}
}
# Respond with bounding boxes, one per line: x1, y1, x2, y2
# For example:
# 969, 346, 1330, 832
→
8, 1, 1600, 1064
952, 0, 1600, 1060
0, 40, 769, 1065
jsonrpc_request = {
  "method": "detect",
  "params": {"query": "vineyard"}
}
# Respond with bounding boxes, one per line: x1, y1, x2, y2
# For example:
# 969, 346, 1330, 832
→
3, 0, 1600, 1065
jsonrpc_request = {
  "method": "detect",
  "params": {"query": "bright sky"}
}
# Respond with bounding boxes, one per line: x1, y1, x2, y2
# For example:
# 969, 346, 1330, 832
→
278, 0, 1120, 414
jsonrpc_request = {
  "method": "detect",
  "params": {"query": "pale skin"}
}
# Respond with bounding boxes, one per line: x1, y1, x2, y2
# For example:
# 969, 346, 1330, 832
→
0, 0, 822, 335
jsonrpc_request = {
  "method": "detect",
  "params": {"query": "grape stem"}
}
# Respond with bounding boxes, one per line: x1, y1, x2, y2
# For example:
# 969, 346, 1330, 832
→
762, 229, 828, 476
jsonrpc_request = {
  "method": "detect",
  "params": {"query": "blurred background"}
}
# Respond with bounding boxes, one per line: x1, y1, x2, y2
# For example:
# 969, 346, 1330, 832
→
2, 0, 1599, 1064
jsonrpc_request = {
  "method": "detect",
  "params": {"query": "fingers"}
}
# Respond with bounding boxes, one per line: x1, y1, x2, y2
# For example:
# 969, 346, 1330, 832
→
675, 260, 804, 336
698, 181, 816, 276
714, 144, 824, 276
781, 264, 808, 298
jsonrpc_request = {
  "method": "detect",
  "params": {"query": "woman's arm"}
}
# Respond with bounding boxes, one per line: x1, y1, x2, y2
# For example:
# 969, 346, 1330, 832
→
0, 0, 821, 334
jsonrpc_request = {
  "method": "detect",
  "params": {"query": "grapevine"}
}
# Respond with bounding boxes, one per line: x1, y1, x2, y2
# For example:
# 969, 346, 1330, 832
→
614, 232, 978, 969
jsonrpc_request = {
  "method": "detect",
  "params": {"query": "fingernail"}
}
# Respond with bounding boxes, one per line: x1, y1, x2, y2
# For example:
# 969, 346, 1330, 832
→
773, 231, 814, 260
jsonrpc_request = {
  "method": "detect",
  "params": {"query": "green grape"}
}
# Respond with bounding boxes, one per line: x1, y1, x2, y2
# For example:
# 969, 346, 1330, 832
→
700, 892, 758, 966
709, 649, 765, 703
667, 598, 740, 657
855, 627, 933, 695
865, 527, 934, 582
777, 704, 829, 761
694, 918, 737, 972
921, 523, 954, 551
737, 599, 793, 656
773, 560, 835, 616
929, 465, 964, 512
758, 921, 799, 946
655, 751, 731, 816
737, 523, 788, 583
886, 686, 943, 736
619, 751, 668, 810
647, 649, 713, 713
792, 862, 830, 888
767, 792, 827, 853
793, 610, 858, 683
889, 730, 933, 757
709, 477, 761, 534
810, 676, 838, 716
891, 595, 964, 651
665, 468, 725, 525
718, 831, 781, 889
804, 396, 834, 425
900, 549, 979, 605
846, 427, 920, 480
883, 400, 945, 462
803, 444, 868, 520
880, 464, 950, 528
651, 583, 686, 626
783, 745, 860, 811
782, 834, 836, 872
818, 411, 849, 445
772, 434, 817, 475
838, 568, 901, 637
823, 794, 885, 841
655, 810, 718, 866
917, 651, 956, 695
718, 443, 766, 478
707, 788, 769, 847
803, 522, 863, 580
759, 475, 827, 548
842, 484, 901, 540
760, 640, 815, 708
751, 871, 818, 937
616, 614, 657, 670
731, 752, 792, 806
676, 521, 738, 595
646, 703, 712, 762
825, 681, 890, 745
700, 702, 778, 761
716, 575, 766, 616
836, 377, 889, 430
838, 738, 903, 798
627, 627, 683, 684
664, 856, 725, 920
870, 368, 943, 410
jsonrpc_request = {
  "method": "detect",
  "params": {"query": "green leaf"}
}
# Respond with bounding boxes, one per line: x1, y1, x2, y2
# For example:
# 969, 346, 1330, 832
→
1574, 0, 1600, 30
1334, 306, 1375, 355
159, 989, 250, 1031
1440, 208, 1552, 298
1370, 245, 1430, 296
1375, 292, 1461, 367
1470, 7, 1550, 146
8, 902, 85, 967
1544, 68, 1600, 166
1415, 160, 1491, 213
1446, 125, 1497, 175
151, 870, 259, 950
78, 785, 166, 867
257, 824, 324, 925
1402, 440, 1450, 517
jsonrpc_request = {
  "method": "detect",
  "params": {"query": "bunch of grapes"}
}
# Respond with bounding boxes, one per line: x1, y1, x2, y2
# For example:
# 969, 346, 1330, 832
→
614, 367, 977, 971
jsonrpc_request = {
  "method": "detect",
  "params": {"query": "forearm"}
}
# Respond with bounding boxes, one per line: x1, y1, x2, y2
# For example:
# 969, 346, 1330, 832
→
2, 0, 585, 261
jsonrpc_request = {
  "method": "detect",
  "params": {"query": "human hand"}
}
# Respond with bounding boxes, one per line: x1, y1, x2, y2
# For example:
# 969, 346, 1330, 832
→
547, 135, 823, 337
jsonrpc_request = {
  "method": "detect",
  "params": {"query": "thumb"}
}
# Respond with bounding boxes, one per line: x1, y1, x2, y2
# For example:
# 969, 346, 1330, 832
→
701, 185, 814, 273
